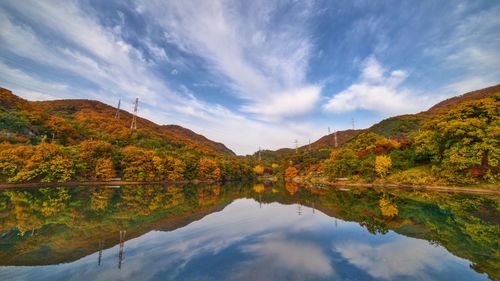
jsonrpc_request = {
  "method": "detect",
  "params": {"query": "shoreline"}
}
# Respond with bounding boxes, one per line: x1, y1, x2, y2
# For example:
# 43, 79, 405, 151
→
324, 182, 500, 195
0, 179, 218, 190
0, 179, 498, 195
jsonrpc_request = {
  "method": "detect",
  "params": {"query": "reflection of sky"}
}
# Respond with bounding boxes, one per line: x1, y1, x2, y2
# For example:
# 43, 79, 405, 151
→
0, 199, 490, 281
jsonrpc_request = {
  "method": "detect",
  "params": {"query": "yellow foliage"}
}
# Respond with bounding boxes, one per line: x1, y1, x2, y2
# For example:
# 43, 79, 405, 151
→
375, 155, 392, 178
253, 184, 265, 193
285, 166, 299, 178
253, 165, 265, 175
95, 158, 116, 180
379, 197, 398, 217
198, 157, 221, 181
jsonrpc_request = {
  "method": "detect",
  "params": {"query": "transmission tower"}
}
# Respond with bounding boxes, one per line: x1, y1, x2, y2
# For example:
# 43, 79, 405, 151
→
294, 139, 298, 154
115, 99, 121, 119
308, 139, 311, 152
352, 118, 355, 130
334, 131, 338, 148
258, 146, 261, 162
130, 98, 138, 130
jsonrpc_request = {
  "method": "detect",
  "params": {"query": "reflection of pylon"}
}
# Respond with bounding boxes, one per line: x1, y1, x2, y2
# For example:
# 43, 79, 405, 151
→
297, 204, 302, 216
118, 230, 126, 269
98, 240, 104, 266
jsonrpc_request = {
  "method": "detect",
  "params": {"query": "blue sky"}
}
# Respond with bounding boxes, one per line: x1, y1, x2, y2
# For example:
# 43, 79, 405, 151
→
0, 0, 499, 155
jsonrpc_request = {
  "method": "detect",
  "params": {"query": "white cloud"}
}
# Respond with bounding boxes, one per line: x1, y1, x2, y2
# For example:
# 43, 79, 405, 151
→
241, 86, 321, 120
0, 0, 327, 155
239, 235, 335, 278
324, 57, 429, 115
334, 238, 448, 280
139, 0, 321, 119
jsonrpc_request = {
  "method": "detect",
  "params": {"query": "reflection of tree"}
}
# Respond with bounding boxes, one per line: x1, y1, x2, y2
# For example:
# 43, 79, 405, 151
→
197, 185, 221, 206
285, 181, 300, 195
253, 184, 265, 193
379, 196, 398, 218
39, 188, 70, 217
360, 217, 389, 235
90, 188, 115, 211
4, 188, 70, 235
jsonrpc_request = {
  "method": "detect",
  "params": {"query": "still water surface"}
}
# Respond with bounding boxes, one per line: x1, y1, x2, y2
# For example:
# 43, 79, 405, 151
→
0, 183, 498, 280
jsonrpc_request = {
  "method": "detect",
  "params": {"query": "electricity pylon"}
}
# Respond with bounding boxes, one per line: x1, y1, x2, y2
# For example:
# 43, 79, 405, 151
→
130, 98, 138, 130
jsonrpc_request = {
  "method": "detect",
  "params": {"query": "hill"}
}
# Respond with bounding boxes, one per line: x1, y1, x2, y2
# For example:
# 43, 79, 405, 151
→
366, 84, 500, 139
304, 84, 500, 151
0, 87, 254, 184
0, 87, 234, 155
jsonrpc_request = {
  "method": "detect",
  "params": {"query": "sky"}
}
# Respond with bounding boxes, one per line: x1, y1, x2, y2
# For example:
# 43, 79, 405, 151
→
0, 0, 499, 155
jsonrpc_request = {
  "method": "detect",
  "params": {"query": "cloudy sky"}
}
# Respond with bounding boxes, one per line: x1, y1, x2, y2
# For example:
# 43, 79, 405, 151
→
0, 0, 499, 154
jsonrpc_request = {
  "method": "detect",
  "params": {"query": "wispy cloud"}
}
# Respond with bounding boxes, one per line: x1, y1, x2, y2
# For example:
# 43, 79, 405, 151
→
0, 0, 498, 154
138, 0, 321, 120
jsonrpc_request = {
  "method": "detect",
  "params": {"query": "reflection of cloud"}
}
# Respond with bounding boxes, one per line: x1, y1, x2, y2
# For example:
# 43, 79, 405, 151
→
333, 238, 447, 280
235, 234, 335, 280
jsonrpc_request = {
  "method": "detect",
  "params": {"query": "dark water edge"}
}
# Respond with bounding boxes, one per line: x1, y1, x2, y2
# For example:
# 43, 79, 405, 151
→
0, 182, 498, 280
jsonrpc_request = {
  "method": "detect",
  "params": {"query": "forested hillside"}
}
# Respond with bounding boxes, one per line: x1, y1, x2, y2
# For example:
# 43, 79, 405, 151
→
0, 88, 252, 183
252, 85, 500, 186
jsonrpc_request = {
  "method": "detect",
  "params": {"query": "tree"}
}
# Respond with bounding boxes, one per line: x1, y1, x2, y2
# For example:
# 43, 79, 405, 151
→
253, 165, 265, 175
95, 158, 116, 180
375, 155, 392, 178
198, 157, 221, 181
323, 148, 359, 179
414, 97, 500, 183
11, 143, 75, 182
284, 166, 299, 179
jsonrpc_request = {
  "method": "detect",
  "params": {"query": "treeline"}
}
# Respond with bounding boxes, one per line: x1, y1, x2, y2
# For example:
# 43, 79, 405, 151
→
0, 140, 254, 183
253, 96, 499, 186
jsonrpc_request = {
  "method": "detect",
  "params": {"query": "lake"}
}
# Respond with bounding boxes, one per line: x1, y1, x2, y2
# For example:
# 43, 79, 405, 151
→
0, 183, 498, 281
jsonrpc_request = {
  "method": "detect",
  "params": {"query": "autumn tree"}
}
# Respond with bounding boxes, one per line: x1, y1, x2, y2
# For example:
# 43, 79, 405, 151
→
284, 166, 299, 179
153, 155, 185, 181
11, 143, 75, 182
414, 97, 499, 183
198, 157, 221, 181
120, 146, 156, 181
95, 158, 116, 180
375, 155, 392, 178
323, 148, 359, 179
253, 165, 265, 175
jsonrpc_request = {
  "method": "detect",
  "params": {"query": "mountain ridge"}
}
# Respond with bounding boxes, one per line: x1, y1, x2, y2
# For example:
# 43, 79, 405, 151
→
0, 87, 235, 156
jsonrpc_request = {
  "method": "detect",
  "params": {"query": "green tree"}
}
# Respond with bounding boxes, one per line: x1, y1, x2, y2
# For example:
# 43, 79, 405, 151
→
323, 148, 360, 179
414, 97, 500, 183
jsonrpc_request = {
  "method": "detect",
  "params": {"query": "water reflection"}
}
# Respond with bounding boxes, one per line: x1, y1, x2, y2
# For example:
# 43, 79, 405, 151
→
0, 183, 498, 280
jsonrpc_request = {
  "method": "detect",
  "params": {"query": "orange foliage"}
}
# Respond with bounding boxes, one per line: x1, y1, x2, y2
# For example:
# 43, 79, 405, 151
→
285, 166, 299, 179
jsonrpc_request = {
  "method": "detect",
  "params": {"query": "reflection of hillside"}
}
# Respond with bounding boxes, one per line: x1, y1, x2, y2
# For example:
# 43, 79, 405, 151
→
0, 183, 498, 280
259, 185, 499, 280
0, 184, 247, 266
